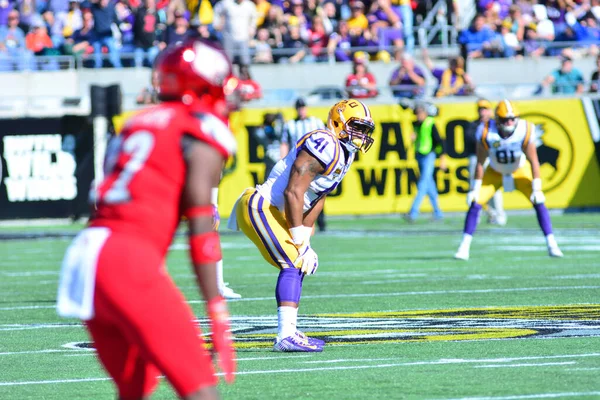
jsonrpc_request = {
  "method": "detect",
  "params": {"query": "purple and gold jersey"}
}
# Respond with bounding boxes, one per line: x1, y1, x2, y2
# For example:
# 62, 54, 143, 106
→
256, 129, 353, 213
477, 119, 534, 175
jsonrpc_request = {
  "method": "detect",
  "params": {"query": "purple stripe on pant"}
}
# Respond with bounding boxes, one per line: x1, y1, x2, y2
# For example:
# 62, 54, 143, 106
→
256, 195, 295, 268
247, 192, 280, 266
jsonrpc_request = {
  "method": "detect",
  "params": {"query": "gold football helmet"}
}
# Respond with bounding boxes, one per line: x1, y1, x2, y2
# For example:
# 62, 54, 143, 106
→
495, 99, 519, 138
327, 99, 375, 153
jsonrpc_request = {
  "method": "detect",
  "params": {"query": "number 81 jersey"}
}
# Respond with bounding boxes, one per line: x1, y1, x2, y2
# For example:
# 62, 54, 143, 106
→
477, 118, 534, 175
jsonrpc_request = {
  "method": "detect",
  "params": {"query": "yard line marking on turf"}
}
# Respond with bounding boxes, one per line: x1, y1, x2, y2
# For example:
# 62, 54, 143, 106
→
474, 361, 576, 368
0, 271, 58, 277
3, 285, 600, 312
441, 391, 600, 399
0, 349, 87, 356
0, 377, 111, 387
1, 354, 599, 387
187, 285, 600, 303
567, 367, 600, 371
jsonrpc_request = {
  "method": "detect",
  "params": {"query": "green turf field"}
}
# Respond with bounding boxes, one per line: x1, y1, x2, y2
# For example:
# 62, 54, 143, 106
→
1, 213, 599, 399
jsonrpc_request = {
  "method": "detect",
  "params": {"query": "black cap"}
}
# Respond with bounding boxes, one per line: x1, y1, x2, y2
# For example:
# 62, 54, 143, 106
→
295, 98, 306, 109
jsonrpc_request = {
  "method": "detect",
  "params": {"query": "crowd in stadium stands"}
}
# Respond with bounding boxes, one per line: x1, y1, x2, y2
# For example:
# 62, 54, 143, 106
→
461, 1, 600, 59
4, 0, 600, 96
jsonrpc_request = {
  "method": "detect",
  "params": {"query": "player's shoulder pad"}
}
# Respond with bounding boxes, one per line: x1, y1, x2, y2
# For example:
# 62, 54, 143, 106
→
190, 112, 237, 159
124, 106, 175, 132
297, 129, 341, 175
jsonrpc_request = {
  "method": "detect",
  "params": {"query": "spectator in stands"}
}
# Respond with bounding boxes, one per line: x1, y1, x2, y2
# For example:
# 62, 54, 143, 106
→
545, 0, 569, 37
213, 0, 258, 66
389, 53, 425, 99
60, 0, 84, 42
345, 56, 378, 98
42, 10, 64, 48
195, 22, 220, 43
458, 13, 498, 59
327, 19, 352, 61
367, 0, 401, 60
260, 4, 284, 52
17, 0, 37, 29
165, 0, 186, 25
159, 10, 190, 49
286, 0, 310, 31
306, 15, 330, 62
523, 22, 550, 57
423, 49, 474, 97
255, 0, 271, 27
0, 10, 33, 71
390, 0, 414, 55
540, 54, 585, 94
133, 0, 159, 67
281, 23, 310, 63
251, 27, 273, 63
136, 69, 159, 105
65, 10, 94, 59
25, 17, 54, 55
347, 0, 368, 32
590, 54, 600, 93
321, 1, 339, 32
114, 1, 135, 57
90, 0, 122, 68
237, 64, 262, 101
503, 5, 525, 42
499, 19, 520, 57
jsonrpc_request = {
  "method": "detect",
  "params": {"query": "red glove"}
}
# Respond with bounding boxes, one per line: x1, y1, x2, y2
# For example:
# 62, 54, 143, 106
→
207, 296, 236, 383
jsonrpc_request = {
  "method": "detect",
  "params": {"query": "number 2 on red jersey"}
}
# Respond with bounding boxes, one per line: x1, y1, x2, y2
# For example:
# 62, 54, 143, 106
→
98, 130, 155, 204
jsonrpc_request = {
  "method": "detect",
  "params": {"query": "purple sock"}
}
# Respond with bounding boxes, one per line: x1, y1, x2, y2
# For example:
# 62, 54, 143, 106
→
464, 203, 482, 235
534, 203, 553, 236
275, 268, 303, 304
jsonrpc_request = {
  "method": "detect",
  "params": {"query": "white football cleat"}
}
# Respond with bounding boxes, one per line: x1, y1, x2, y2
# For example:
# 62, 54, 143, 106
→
548, 246, 564, 258
220, 286, 242, 299
454, 246, 470, 261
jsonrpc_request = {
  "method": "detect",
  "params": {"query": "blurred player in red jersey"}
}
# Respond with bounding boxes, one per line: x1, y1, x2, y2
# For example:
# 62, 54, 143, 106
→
56, 38, 239, 400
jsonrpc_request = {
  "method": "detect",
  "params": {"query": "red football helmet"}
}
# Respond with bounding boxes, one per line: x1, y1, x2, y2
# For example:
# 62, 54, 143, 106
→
154, 38, 240, 113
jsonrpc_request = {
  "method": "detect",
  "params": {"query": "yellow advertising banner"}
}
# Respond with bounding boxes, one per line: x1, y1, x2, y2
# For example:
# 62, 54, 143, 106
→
114, 98, 600, 217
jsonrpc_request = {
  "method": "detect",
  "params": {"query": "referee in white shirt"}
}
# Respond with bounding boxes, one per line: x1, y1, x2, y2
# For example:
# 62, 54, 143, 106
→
280, 97, 327, 231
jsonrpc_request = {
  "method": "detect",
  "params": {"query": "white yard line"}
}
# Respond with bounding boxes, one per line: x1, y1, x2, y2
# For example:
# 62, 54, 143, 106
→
2, 285, 600, 312
442, 392, 600, 400
474, 361, 576, 368
1, 353, 598, 386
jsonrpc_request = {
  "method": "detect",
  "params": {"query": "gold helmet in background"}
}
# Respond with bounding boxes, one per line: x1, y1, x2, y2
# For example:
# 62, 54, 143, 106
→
327, 99, 375, 153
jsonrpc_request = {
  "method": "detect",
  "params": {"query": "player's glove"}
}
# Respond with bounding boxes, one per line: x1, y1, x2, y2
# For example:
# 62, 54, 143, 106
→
297, 244, 319, 275
530, 178, 546, 204
207, 296, 236, 383
290, 226, 319, 275
466, 179, 482, 206
212, 205, 220, 231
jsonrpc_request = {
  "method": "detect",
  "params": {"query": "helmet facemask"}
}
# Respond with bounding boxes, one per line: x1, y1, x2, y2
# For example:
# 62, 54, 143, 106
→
345, 118, 375, 153
497, 116, 517, 138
